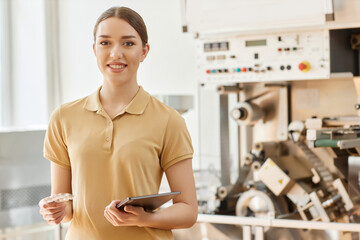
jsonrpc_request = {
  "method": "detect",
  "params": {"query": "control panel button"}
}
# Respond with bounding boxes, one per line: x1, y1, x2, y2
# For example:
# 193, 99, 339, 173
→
298, 61, 311, 72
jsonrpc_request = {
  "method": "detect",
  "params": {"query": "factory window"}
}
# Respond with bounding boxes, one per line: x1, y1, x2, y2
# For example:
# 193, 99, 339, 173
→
0, 0, 12, 127
0, 1, 5, 127
0, 0, 49, 128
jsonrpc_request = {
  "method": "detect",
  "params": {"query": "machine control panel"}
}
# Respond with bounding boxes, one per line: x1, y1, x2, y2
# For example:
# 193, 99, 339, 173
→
197, 30, 330, 84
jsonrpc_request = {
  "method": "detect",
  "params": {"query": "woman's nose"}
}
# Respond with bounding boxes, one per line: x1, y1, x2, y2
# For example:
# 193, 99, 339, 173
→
110, 45, 123, 59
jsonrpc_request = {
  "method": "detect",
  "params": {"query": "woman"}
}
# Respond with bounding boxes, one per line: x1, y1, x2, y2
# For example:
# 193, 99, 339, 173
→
39, 6, 197, 240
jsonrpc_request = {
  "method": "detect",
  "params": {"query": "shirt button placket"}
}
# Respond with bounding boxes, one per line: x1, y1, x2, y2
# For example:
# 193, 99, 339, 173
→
105, 119, 113, 149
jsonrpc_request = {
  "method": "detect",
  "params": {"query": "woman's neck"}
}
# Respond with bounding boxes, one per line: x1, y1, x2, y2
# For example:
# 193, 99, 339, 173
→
99, 80, 139, 115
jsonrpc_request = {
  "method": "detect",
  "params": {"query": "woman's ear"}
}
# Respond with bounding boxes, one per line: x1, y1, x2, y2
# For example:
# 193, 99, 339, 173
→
93, 43, 96, 56
140, 43, 150, 62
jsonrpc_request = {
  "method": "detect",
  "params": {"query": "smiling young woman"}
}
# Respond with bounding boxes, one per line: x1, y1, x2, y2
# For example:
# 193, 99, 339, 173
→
39, 6, 197, 240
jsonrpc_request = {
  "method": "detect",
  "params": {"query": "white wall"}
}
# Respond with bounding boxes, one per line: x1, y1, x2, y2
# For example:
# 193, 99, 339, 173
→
57, 0, 200, 168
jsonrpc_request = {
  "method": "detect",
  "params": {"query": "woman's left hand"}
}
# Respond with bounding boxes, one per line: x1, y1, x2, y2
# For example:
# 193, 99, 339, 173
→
104, 200, 151, 227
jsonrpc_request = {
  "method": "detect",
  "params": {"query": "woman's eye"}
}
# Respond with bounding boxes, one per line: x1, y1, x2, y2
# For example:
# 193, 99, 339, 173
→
124, 42, 134, 46
100, 41, 109, 46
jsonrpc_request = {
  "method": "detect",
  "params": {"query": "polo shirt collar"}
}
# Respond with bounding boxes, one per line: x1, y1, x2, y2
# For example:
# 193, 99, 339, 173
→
84, 86, 102, 112
84, 86, 150, 115
125, 86, 150, 115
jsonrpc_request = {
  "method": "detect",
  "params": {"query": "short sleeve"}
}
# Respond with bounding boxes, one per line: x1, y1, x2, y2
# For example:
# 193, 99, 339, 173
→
160, 110, 193, 170
43, 106, 71, 169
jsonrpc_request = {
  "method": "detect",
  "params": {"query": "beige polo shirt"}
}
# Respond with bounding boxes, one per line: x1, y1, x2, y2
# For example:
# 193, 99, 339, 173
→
44, 86, 193, 240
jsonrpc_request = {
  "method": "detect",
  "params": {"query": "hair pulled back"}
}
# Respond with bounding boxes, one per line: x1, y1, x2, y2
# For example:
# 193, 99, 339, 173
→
93, 7, 148, 46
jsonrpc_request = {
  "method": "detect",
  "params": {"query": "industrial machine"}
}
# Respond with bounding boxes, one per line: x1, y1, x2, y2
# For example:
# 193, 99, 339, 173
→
181, 0, 360, 239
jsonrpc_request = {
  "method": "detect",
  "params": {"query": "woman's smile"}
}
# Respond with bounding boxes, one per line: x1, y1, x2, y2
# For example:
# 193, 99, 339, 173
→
107, 62, 127, 73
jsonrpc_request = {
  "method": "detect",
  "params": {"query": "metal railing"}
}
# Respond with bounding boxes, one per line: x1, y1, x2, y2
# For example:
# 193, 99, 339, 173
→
197, 214, 360, 240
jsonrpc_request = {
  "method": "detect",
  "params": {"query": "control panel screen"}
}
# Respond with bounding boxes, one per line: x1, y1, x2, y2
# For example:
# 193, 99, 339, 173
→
245, 39, 267, 47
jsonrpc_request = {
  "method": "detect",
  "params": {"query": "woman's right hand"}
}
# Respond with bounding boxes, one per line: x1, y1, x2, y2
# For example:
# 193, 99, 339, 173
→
39, 197, 72, 225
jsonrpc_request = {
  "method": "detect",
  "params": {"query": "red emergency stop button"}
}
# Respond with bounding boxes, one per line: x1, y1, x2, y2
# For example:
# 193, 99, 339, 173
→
298, 61, 311, 72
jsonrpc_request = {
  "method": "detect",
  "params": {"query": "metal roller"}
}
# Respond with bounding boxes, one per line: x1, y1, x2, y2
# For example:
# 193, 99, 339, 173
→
236, 189, 276, 221
231, 102, 264, 126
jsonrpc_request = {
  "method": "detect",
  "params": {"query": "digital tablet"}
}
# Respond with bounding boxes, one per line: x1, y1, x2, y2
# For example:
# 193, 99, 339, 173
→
116, 191, 180, 212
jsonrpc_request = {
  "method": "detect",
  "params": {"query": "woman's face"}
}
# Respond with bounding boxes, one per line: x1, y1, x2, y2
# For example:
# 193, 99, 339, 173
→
93, 17, 149, 85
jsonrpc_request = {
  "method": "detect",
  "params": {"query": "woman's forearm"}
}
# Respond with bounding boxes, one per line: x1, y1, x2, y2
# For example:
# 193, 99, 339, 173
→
142, 202, 198, 230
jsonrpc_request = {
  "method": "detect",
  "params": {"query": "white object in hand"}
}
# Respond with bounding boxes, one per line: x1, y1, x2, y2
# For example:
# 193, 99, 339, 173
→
40, 193, 74, 205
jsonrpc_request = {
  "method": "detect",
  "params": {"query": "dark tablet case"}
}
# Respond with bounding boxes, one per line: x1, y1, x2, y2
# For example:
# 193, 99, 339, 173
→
116, 191, 181, 212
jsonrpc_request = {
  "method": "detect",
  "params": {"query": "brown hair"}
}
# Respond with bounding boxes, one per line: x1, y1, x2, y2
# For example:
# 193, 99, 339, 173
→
93, 7, 148, 46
